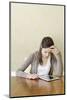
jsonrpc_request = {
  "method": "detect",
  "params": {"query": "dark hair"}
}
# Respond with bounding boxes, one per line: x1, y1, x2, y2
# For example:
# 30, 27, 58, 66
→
38, 36, 54, 64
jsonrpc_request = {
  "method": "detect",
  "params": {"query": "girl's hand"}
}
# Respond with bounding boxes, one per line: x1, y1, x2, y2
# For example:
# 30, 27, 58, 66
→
26, 74, 39, 79
49, 45, 60, 56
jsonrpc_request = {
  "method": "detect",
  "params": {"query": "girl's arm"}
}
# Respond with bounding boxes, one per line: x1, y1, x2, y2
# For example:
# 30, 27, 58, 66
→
50, 46, 63, 76
54, 52, 63, 76
16, 53, 34, 78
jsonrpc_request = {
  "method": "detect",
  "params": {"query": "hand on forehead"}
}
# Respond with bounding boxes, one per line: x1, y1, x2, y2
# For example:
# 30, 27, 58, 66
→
42, 45, 55, 52
49, 45, 55, 49
42, 48, 51, 53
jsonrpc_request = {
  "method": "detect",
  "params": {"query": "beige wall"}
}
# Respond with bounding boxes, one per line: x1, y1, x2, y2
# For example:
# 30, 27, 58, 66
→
11, 3, 64, 72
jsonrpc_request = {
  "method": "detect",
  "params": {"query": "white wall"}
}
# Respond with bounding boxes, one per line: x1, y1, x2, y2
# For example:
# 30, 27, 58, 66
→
11, 3, 64, 71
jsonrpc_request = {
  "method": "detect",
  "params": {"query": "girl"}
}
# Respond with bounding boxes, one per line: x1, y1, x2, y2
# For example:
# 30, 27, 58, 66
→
16, 37, 63, 79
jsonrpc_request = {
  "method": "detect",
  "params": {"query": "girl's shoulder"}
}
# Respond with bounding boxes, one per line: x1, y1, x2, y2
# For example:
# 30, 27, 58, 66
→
33, 50, 39, 56
27, 51, 39, 59
30, 50, 39, 59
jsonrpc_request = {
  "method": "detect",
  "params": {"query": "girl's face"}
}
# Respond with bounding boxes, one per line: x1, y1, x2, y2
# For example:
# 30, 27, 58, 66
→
41, 48, 51, 58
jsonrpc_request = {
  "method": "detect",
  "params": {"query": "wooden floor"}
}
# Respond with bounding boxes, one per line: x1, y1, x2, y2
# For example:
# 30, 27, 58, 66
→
10, 76, 64, 97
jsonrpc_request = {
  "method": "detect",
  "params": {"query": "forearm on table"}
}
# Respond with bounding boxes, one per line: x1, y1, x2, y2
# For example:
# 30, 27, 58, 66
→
16, 70, 29, 78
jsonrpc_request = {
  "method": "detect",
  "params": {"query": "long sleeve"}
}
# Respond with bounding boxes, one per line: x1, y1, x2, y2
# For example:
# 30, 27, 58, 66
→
16, 52, 34, 78
16, 71, 29, 78
53, 52, 63, 77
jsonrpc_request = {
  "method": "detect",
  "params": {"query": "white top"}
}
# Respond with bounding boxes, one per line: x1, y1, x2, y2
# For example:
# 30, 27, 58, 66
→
37, 56, 51, 76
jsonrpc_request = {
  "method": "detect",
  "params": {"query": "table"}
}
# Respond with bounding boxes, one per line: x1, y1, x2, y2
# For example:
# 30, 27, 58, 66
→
10, 76, 64, 97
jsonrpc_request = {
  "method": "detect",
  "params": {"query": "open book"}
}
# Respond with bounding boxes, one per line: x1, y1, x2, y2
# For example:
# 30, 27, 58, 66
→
38, 75, 60, 82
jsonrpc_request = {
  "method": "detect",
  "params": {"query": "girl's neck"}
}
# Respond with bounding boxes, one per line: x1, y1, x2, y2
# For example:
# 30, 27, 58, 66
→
42, 56, 50, 65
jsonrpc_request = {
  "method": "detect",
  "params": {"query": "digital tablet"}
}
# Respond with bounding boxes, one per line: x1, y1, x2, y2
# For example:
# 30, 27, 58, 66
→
38, 75, 60, 82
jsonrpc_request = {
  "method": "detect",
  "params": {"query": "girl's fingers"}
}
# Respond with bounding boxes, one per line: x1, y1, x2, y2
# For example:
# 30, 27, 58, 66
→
31, 74, 38, 79
26, 74, 39, 79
